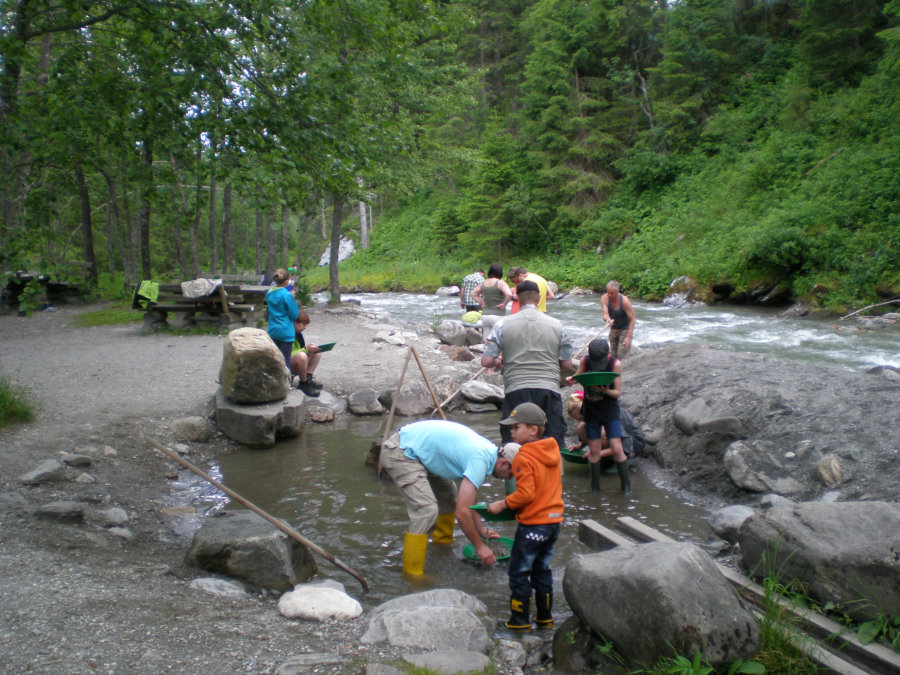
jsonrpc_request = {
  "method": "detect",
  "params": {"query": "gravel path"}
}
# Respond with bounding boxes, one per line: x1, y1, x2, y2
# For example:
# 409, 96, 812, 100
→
0, 301, 482, 675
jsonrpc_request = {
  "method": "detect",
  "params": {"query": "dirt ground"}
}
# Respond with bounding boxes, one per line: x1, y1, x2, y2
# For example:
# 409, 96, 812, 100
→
1, 301, 897, 674
0, 302, 475, 675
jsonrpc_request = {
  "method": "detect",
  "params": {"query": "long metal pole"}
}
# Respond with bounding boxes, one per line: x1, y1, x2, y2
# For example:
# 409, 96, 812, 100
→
146, 437, 369, 594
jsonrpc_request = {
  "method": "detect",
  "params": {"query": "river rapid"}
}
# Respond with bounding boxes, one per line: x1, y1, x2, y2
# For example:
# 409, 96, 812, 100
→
200, 292, 896, 618
337, 291, 899, 371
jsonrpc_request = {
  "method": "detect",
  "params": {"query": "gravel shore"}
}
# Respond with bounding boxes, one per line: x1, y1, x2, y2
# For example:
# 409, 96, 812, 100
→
0, 302, 482, 675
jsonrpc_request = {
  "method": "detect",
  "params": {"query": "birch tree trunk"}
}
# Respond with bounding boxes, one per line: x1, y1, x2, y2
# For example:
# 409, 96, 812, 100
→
357, 176, 369, 249
189, 175, 202, 279
280, 204, 290, 268
74, 160, 98, 285
255, 209, 264, 274
103, 171, 119, 274
265, 209, 277, 276
208, 171, 218, 274
138, 142, 153, 280
223, 181, 235, 274
172, 213, 187, 280
118, 161, 137, 286
328, 193, 344, 304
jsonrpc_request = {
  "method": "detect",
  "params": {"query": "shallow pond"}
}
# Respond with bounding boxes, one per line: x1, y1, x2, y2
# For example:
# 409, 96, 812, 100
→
189, 412, 716, 619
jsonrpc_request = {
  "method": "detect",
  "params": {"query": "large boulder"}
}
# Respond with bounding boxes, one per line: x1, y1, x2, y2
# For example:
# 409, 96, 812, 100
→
380, 381, 433, 417
708, 505, 755, 544
219, 328, 289, 404
433, 320, 468, 347
361, 589, 492, 654
664, 276, 709, 308
460, 380, 504, 404
740, 501, 900, 621
564, 542, 760, 668
215, 389, 306, 448
723, 440, 805, 495
348, 388, 385, 415
186, 511, 317, 591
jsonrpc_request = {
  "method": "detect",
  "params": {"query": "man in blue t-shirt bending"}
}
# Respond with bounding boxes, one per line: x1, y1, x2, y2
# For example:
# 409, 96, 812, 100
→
380, 419, 516, 575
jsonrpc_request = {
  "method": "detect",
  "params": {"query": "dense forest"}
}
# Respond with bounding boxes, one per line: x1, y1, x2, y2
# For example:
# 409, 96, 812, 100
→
2, 0, 898, 311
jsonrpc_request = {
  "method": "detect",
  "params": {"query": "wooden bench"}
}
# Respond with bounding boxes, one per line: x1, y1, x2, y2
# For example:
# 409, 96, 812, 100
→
141, 281, 265, 330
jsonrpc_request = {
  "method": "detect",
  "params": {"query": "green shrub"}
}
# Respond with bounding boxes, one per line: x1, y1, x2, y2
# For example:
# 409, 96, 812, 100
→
0, 373, 34, 428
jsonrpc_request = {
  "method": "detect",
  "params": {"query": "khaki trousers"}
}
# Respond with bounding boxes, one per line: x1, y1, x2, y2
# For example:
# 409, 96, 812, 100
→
380, 432, 458, 535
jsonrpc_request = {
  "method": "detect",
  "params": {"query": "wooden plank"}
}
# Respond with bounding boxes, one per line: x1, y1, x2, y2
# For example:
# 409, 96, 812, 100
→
745, 608, 875, 675
719, 565, 900, 675
615, 516, 676, 543
147, 304, 199, 312
578, 519, 637, 552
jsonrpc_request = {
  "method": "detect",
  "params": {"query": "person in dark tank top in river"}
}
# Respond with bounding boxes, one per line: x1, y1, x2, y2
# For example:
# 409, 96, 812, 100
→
600, 280, 636, 359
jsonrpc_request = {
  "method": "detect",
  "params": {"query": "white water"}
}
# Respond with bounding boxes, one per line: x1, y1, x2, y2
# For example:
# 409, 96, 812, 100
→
324, 291, 899, 371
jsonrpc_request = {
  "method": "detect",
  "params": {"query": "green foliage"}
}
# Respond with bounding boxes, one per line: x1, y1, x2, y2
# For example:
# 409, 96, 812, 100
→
638, 649, 764, 675
750, 553, 821, 675
16, 279, 43, 316
95, 273, 139, 303
856, 614, 900, 651
1, 0, 898, 311
817, 599, 900, 654
72, 305, 143, 328
0, 373, 35, 428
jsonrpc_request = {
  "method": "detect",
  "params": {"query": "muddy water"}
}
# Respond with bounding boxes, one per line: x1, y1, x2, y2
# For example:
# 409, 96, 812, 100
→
204, 412, 713, 619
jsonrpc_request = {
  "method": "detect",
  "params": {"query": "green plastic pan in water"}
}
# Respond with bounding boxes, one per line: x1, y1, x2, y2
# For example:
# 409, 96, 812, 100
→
560, 447, 589, 464
470, 503, 516, 522
462, 536, 514, 563
573, 371, 619, 387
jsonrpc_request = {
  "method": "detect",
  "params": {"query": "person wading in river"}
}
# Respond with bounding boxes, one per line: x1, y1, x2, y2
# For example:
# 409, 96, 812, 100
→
379, 420, 516, 575
481, 280, 573, 452
600, 280, 636, 359
566, 338, 631, 495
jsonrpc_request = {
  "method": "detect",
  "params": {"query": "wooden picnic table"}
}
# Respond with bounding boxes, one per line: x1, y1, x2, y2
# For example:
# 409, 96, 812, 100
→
141, 281, 267, 330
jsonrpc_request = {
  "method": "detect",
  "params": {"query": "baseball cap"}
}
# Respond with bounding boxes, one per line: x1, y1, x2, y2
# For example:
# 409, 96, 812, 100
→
516, 280, 540, 295
499, 442, 521, 463
499, 402, 547, 426
588, 338, 610, 363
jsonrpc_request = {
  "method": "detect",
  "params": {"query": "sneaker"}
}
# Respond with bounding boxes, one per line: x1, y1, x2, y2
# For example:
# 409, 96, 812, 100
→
298, 380, 320, 397
307, 375, 324, 390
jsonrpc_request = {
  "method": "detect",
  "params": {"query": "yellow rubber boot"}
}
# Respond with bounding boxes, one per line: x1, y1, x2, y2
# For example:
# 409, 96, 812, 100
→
402, 532, 428, 576
431, 513, 455, 544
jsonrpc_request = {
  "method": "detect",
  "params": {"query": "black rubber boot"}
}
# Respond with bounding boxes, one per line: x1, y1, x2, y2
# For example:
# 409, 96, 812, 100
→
503, 596, 532, 630
617, 460, 632, 496
589, 461, 602, 493
534, 591, 553, 628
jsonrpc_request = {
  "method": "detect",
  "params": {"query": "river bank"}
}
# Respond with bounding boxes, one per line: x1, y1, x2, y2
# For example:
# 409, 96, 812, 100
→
0, 300, 897, 673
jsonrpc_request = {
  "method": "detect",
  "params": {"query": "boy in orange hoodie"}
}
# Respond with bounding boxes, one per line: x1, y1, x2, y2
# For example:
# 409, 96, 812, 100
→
488, 402, 564, 630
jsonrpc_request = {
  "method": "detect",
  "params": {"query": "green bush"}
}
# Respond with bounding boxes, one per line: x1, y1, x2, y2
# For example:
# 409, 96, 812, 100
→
0, 373, 34, 428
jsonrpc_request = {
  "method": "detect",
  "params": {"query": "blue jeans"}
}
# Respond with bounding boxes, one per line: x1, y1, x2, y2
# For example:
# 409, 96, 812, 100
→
508, 522, 560, 599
